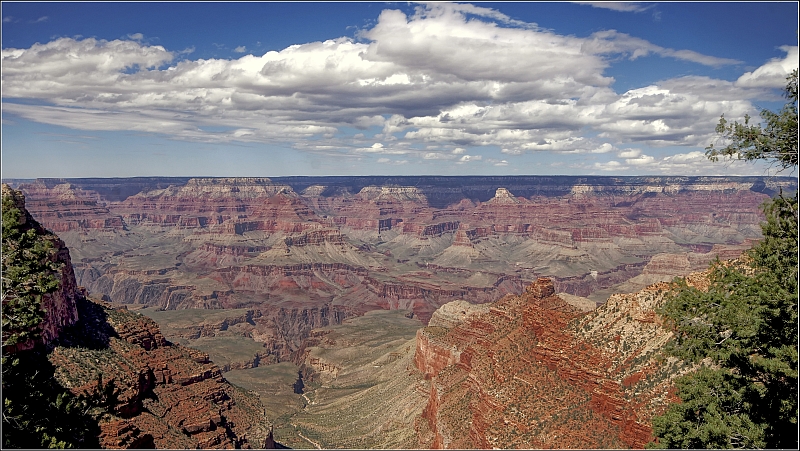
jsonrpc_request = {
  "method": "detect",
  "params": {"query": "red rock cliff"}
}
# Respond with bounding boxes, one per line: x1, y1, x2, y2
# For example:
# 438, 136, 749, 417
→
414, 277, 695, 449
49, 297, 265, 449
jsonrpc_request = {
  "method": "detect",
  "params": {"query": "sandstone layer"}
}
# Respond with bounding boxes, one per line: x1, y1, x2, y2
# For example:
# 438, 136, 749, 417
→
7, 176, 794, 369
413, 278, 697, 449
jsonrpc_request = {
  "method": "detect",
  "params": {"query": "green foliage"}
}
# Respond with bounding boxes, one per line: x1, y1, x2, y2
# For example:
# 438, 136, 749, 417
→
2, 350, 101, 449
2, 187, 101, 448
651, 367, 766, 449
650, 70, 798, 449
2, 188, 62, 347
706, 69, 798, 170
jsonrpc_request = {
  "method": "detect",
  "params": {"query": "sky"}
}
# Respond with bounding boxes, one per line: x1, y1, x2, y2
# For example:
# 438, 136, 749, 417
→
1, 1, 798, 179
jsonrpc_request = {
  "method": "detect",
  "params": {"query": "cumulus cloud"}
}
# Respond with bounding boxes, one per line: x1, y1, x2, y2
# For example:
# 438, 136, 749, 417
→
736, 46, 799, 89
458, 154, 482, 163
625, 154, 655, 165
617, 148, 641, 158
354, 142, 413, 155
591, 143, 615, 153
0, 2, 794, 168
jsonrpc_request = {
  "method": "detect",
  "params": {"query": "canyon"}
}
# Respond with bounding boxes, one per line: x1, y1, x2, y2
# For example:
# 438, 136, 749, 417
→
1, 185, 271, 449
7, 175, 792, 369
10, 177, 790, 315
3, 175, 795, 448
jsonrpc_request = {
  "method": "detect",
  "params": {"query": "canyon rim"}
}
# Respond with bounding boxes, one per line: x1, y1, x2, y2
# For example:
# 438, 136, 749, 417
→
3, 1, 798, 449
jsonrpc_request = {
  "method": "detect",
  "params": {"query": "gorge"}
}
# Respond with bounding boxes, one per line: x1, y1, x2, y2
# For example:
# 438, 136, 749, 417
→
3, 175, 795, 448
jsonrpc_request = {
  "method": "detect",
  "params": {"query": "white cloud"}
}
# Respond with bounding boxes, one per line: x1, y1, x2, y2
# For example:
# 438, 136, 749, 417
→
594, 160, 628, 171
591, 143, 615, 153
736, 45, 798, 89
573, 2, 653, 13
617, 148, 641, 158
353, 142, 411, 155
0, 2, 792, 171
625, 154, 655, 165
664, 151, 706, 164
459, 155, 482, 163
423, 152, 457, 160
583, 30, 740, 67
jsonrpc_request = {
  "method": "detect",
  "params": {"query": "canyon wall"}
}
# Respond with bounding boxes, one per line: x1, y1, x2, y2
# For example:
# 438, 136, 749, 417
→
2, 183, 267, 449
413, 277, 700, 449
7, 176, 795, 366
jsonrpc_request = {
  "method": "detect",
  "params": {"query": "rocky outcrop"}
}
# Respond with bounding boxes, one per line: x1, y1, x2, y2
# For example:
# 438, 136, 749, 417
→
284, 229, 345, 246
414, 277, 696, 449
13, 181, 126, 232
1, 184, 80, 352
2, 184, 266, 448
49, 298, 264, 449
487, 187, 521, 205
183, 243, 270, 269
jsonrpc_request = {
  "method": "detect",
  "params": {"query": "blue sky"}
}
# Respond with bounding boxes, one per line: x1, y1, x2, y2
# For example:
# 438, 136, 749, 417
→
2, 1, 797, 178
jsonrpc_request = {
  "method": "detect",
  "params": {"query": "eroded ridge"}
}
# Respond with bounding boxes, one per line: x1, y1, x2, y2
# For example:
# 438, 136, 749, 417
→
414, 277, 696, 449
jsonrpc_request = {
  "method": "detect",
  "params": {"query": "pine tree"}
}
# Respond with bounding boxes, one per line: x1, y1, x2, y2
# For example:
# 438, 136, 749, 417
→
2, 186, 100, 448
650, 71, 798, 449
2, 186, 61, 348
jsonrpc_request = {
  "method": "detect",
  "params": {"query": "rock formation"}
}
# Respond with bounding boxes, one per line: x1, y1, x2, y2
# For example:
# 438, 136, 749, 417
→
413, 277, 698, 449
2, 184, 267, 448
6, 175, 794, 368
2, 184, 80, 352
50, 298, 265, 449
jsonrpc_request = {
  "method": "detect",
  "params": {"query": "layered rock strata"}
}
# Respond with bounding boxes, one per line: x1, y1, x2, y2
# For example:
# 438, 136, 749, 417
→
9, 176, 794, 367
50, 298, 265, 449
414, 278, 695, 449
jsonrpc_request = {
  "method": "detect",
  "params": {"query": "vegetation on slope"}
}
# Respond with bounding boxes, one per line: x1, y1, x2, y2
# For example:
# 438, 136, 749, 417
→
2, 186, 60, 348
651, 70, 798, 449
2, 186, 100, 448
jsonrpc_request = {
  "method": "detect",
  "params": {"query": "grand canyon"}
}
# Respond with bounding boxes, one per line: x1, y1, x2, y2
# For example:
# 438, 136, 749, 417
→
3, 175, 796, 448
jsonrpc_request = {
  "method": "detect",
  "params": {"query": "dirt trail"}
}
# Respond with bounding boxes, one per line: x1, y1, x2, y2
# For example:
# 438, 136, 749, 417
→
291, 424, 322, 450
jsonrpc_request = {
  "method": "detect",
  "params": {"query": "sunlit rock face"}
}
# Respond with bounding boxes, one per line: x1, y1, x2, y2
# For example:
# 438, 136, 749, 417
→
413, 275, 709, 449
